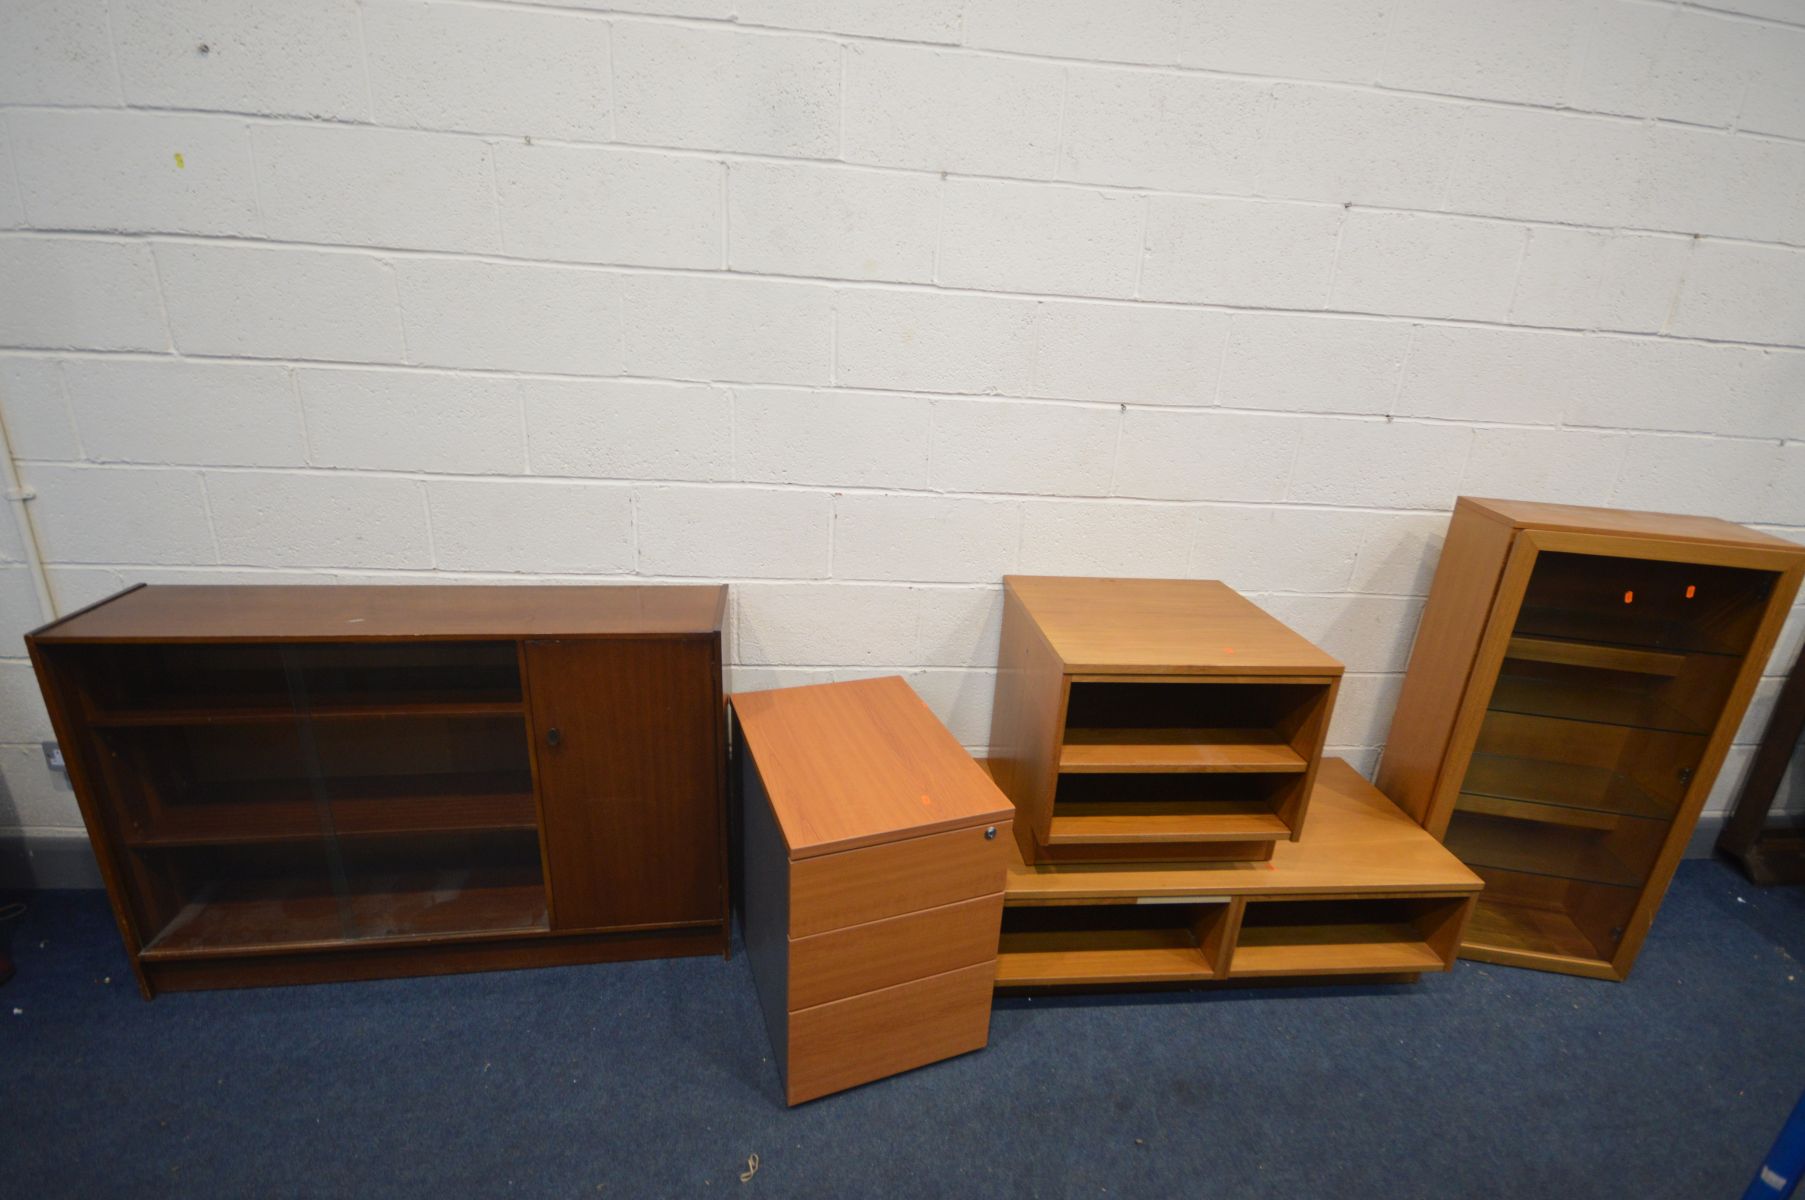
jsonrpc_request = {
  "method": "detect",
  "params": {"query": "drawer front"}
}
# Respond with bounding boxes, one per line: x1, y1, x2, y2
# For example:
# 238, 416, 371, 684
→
785, 960, 995, 1105
790, 820, 1012, 938
788, 892, 1003, 1010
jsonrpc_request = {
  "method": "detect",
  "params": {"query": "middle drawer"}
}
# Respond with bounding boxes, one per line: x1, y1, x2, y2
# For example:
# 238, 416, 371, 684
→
788, 892, 1004, 1010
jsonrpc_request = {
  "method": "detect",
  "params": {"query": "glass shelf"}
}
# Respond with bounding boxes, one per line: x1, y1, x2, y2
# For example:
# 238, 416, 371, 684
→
1458, 753, 1675, 823
1511, 605, 1744, 659
1444, 811, 1647, 890
1487, 674, 1712, 736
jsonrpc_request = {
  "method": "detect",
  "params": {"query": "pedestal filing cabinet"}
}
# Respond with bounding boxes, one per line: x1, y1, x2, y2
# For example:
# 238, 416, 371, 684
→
730, 676, 1013, 1105
27, 583, 730, 995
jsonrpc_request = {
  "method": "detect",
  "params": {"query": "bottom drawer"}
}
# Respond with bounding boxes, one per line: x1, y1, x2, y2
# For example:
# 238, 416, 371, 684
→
788, 893, 1003, 1009
784, 960, 995, 1105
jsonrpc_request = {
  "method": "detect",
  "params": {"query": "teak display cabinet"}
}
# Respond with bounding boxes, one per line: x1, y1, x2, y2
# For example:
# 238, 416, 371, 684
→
993, 759, 1481, 988
730, 676, 1012, 1105
1380, 498, 1805, 981
27, 584, 731, 996
988, 577, 1342, 865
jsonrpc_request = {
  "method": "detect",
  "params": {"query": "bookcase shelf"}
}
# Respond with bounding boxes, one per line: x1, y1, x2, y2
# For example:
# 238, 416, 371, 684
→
1045, 802, 1291, 845
120, 770, 539, 848
1057, 727, 1307, 774
1458, 752, 1673, 823
140, 864, 551, 959
1444, 811, 1651, 889
89, 695, 526, 727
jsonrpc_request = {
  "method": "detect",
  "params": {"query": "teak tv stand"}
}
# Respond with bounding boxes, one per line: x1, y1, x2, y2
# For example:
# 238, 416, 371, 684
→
988, 577, 1342, 865
994, 758, 1482, 987
27, 583, 731, 996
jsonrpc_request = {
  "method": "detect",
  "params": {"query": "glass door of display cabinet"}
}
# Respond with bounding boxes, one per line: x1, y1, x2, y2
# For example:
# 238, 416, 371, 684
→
286, 641, 547, 945
77, 640, 548, 958
1432, 532, 1789, 979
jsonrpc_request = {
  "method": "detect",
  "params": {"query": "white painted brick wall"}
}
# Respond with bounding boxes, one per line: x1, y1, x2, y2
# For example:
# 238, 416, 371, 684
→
3, 0, 1804, 847
11, 111, 261, 237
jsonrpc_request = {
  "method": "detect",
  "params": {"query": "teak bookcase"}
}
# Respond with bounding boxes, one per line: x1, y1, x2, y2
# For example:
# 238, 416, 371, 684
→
1379, 498, 1805, 980
730, 676, 1012, 1105
994, 759, 1481, 987
988, 577, 1342, 865
27, 584, 731, 996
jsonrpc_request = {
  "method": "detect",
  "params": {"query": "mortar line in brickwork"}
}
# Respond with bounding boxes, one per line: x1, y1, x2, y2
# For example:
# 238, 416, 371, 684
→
431, 0, 1805, 112
7, 101, 1805, 240
1, 348, 1800, 445
3, 231, 1800, 357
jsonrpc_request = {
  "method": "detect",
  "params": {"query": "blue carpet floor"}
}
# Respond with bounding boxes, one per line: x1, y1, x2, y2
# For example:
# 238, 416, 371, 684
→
3, 860, 1802, 1199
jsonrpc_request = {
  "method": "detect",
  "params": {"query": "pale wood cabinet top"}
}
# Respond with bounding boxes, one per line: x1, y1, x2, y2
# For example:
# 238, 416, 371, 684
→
1003, 575, 1343, 676
730, 675, 1011, 860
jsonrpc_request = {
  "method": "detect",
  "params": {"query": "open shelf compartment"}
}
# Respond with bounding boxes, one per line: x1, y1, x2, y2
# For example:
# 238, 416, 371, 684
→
1457, 864, 1642, 975
1226, 896, 1469, 978
74, 640, 526, 725
996, 900, 1233, 986
137, 830, 550, 958
1046, 773, 1293, 847
1060, 679, 1329, 776
102, 713, 539, 851
1045, 678, 1336, 855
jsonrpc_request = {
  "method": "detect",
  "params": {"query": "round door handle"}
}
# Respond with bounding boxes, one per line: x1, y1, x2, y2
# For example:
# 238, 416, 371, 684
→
546, 727, 563, 747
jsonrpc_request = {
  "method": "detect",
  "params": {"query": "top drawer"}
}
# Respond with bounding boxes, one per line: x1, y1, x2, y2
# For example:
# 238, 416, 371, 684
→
790, 820, 1011, 938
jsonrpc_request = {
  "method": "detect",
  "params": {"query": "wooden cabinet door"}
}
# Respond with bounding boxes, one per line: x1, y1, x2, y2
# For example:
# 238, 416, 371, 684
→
525, 638, 724, 932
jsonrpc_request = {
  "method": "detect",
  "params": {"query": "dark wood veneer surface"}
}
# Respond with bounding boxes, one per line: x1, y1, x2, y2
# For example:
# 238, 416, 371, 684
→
33, 584, 726, 643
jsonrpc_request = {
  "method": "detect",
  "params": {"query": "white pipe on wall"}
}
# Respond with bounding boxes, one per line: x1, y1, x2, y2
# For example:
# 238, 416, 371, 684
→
0, 395, 59, 627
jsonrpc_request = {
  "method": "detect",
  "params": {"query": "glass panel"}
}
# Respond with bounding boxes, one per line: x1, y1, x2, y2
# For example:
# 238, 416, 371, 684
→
1439, 546, 1777, 958
287, 643, 547, 944
1444, 810, 1652, 889
1485, 668, 1720, 736
1511, 552, 1771, 656
1463, 866, 1641, 965
107, 640, 548, 954
1457, 752, 1673, 823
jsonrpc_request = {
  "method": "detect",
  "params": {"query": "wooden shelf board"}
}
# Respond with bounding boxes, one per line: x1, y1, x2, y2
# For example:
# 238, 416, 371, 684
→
1227, 925, 1444, 977
1058, 727, 1306, 774
91, 693, 525, 727
995, 927, 1212, 986
125, 772, 539, 847
1046, 801, 1289, 844
1461, 896, 1610, 965
1005, 758, 1484, 900
140, 872, 549, 959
